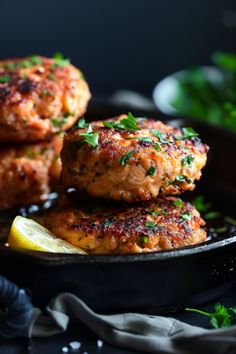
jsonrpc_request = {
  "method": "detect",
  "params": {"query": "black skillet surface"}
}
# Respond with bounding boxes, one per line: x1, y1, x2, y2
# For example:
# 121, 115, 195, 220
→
0, 103, 236, 314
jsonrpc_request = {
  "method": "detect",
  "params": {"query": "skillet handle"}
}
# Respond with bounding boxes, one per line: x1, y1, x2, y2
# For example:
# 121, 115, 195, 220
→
0, 275, 33, 338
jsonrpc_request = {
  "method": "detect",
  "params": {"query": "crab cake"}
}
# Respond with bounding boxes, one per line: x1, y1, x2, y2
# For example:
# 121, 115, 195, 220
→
0, 134, 63, 210
0, 55, 91, 142
43, 192, 206, 254
61, 114, 209, 202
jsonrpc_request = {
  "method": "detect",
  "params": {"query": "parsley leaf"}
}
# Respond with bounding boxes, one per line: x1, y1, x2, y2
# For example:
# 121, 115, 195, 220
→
50, 117, 66, 128
192, 195, 211, 212
173, 198, 184, 207
181, 155, 194, 167
120, 112, 141, 130
0, 76, 11, 83
104, 220, 113, 227
138, 137, 153, 143
119, 150, 135, 166
146, 166, 156, 176
180, 211, 192, 221
146, 221, 156, 228
79, 125, 99, 148
29, 55, 42, 65
154, 142, 162, 151
152, 130, 169, 143
138, 236, 149, 244
74, 118, 89, 129
27, 147, 36, 159
204, 211, 221, 220
186, 303, 235, 328
51, 117, 67, 128
53, 52, 70, 67
16, 60, 32, 68
175, 174, 190, 182
175, 127, 199, 140
103, 112, 141, 131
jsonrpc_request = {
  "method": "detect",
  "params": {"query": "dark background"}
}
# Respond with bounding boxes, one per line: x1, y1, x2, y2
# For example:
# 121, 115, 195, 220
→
0, 0, 236, 97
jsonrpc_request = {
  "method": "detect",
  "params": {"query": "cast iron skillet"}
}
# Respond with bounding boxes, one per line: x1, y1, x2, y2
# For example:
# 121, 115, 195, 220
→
0, 104, 235, 314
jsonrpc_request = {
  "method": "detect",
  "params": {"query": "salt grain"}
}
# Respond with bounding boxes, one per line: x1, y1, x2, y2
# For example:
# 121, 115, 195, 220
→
69, 341, 81, 350
97, 339, 103, 348
62, 347, 69, 353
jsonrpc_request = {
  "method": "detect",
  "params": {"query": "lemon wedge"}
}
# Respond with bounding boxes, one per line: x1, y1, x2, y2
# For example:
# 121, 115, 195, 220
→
8, 216, 87, 254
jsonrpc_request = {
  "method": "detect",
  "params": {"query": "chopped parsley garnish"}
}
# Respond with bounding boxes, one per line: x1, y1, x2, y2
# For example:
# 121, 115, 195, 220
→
186, 303, 236, 328
180, 211, 192, 221
118, 150, 135, 166
173, 198, 184, 207
103, 112, 141, 131
16, 60, 32, 68
192, 195, 211, 212
146, 166, 156, 176
73, 118, 89, 129
152, 130, 169, 143
53, 52, 70, 67
204, 211, 221, 220
175, 174, 190, 182
79, 125, 99, 148
138, 137, 153, 143
0, 76, 11, 83
146, 221, 155, 228
175, 127, 199, 140
161, 209, 168, 215
224, 216, 236, 226
1, 56, 42, 71
154, 142, 162, 151
27, 147, 35, 159
149, 210, 158, 216
29, 55, 42, 65
104, 220, 113, 227
181, 155, 194, 167
169, 175, 189, 186
51, 117, 67, 128
4, 63, 15, 70
138, 236, 149, 244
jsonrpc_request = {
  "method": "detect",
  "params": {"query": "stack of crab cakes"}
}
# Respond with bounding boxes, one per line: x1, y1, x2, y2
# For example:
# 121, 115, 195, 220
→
0, 54, 91, 209
43, 113, 209, 254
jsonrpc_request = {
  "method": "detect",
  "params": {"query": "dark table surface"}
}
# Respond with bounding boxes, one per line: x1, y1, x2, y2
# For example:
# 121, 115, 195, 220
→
1, 283, 236, 354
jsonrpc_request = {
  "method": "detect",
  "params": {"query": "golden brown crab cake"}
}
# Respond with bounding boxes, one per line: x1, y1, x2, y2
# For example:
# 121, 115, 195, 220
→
61, 114, 209, 202
43, 193, 207, 254
0, 134, 63, 210
0, 55, 91, 142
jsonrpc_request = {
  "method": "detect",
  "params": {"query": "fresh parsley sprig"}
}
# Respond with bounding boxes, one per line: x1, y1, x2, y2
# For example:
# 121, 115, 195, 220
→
103, 112, 141, 131
181, 155, 194, 167
175, 127, 199, 140
192, 195, 211, 212
186, 303, 236, 328
152, 130, 170, 143
118, 150, 135, 166
53, 52, 70, 67
73, 118, 89, 129
79, 125, 99, 148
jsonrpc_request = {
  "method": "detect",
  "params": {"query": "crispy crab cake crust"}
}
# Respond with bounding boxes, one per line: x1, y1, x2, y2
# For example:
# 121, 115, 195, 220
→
43, 193, 207, 254
0, 56, 91, 142
61, 115, 209, 202
0, 135, 63, 210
